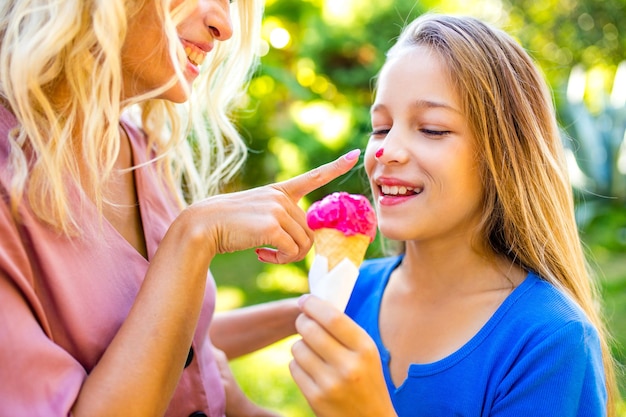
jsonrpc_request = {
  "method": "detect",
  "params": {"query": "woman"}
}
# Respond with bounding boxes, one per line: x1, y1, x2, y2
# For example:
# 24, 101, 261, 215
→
290, 14, 618, 417
0, 0, 360, 416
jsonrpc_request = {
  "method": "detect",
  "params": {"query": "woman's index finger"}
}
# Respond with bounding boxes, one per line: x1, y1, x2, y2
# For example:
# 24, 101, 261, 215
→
277, 149, 361, 202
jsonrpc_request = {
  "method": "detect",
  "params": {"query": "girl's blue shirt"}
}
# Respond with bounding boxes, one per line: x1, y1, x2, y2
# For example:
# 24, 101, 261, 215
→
345, 256, 607, 416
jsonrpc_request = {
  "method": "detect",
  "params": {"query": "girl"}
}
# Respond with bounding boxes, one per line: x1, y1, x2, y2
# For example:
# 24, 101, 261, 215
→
291, 14, 618, 417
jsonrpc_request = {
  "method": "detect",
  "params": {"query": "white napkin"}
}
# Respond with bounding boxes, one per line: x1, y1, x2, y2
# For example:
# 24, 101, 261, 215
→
308, 255, 359, 311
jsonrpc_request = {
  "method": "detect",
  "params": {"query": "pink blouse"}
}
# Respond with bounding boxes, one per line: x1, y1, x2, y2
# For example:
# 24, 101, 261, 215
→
0, 105, 225, 417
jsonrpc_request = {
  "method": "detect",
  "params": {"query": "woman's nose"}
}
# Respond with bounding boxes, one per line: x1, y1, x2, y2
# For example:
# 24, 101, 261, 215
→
204, 0, 233, 41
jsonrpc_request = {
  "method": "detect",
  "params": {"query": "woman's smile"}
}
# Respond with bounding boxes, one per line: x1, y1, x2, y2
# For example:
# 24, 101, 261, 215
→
181, 38, 212, 68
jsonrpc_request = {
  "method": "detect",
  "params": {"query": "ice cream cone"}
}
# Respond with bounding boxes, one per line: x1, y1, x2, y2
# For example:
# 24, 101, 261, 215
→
314, 228, 370, 270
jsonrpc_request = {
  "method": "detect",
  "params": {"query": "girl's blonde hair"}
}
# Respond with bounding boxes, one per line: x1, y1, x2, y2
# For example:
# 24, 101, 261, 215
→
0, 0, 262, 232
387, 13, 618, 415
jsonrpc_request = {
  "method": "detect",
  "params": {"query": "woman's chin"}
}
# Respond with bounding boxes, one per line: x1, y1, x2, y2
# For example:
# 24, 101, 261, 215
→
159, 85, 192, 103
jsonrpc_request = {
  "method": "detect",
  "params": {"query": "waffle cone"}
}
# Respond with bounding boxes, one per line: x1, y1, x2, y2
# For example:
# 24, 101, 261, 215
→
313, 228, 370, 271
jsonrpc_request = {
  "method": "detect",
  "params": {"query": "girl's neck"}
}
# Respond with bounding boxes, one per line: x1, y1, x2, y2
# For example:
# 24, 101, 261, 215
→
396, 239, 525, 300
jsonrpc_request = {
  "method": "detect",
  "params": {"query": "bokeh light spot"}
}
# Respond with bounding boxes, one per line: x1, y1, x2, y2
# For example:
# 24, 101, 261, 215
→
269, 27, 291, 49
256, 264, 309, 293
215, 286, 245, 311
268, 137, 306, 181
249, 75, 276, 98
297, 67, 316, 87
290, 101, 351, 149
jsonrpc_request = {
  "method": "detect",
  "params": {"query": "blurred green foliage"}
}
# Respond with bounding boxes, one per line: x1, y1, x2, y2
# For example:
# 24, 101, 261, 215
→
215, 0, 626, 414
560, 64, 626, 254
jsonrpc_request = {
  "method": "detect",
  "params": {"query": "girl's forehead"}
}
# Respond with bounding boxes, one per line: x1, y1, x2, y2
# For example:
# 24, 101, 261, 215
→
373, 47, 460, 114
378, 47, 448, 88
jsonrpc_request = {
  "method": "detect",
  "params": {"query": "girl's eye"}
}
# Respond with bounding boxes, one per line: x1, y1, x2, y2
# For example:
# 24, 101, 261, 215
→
369, 129, 390, 137
421, 129, 451, 137
369, 127, 451, 138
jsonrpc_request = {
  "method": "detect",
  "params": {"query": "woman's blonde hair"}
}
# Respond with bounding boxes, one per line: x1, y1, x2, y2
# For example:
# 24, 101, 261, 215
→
387, 13, 618, 415
0, 0, 262, 232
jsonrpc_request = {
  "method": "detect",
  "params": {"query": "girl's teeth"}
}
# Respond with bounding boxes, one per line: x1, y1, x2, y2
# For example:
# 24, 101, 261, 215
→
381, 185, 416, 196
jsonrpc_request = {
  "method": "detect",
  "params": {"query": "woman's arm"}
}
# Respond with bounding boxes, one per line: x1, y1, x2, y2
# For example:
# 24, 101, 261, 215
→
211, 297, 300, 359
70, 152, 360, 417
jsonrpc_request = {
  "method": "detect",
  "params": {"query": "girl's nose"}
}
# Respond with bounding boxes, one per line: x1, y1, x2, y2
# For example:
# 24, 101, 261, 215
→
376, 131, 409, 165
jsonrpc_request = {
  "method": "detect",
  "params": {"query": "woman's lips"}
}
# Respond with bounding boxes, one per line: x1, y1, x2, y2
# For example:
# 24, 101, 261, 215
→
180, 39, 213, 67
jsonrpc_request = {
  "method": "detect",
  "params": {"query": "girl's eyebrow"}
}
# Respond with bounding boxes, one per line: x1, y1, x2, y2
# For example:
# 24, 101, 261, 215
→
409, 99, 461, 114
370, 103, 387, 115
371, 99, 461, 115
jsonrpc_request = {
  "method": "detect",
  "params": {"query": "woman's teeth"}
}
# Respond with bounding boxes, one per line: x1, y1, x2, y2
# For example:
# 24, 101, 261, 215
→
381, 185, 417, 196
185, 46, 206, 67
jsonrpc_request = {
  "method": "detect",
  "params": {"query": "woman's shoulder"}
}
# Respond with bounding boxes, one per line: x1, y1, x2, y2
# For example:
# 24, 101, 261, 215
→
120, 115, 148, 147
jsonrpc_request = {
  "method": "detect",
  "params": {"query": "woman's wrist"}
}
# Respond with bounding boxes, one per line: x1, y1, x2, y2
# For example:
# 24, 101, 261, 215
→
161, 204, 219, 268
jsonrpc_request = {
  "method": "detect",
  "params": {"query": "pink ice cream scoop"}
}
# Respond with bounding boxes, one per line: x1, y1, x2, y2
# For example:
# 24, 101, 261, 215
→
306, 192, 377, 242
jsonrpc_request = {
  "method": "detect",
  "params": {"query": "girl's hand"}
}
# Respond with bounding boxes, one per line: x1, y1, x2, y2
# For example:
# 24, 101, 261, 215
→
289, 295, 397, 417
183, 150, 361, 265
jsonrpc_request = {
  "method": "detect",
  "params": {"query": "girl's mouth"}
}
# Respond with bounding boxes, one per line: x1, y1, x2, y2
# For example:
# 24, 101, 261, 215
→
380, 184, 421, 196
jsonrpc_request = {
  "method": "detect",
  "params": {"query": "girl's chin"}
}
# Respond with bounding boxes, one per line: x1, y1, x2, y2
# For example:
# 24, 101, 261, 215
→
376, 225, 412, 242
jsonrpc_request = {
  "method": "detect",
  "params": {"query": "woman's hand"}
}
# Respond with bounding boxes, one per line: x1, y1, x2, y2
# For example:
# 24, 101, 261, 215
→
289, 295, 397, 417
183, 149, 361, 265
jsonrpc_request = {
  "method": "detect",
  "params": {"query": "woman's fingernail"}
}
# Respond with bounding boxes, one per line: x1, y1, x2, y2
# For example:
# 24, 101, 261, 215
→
344, 149, 361, 161
255, 248, 267, 263
297, 294, 310, 308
